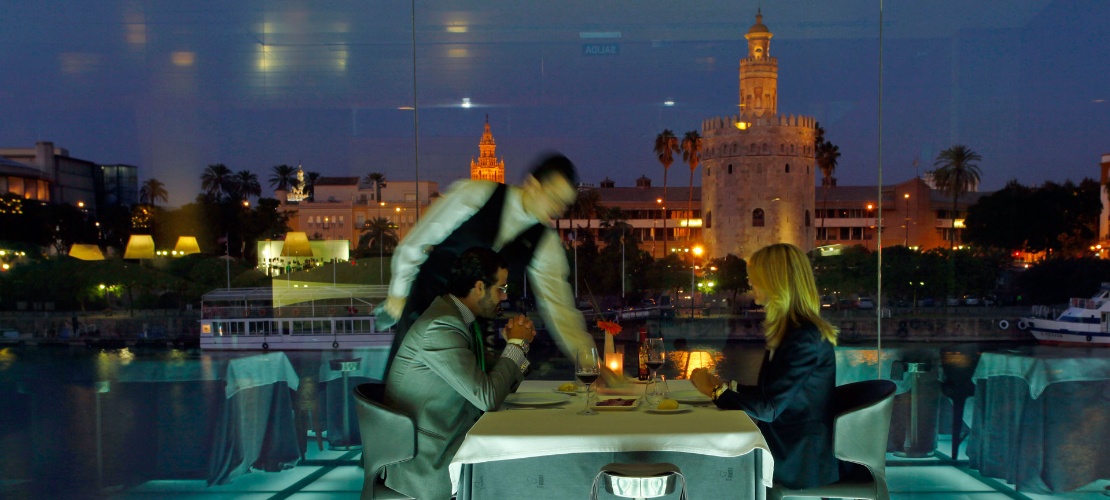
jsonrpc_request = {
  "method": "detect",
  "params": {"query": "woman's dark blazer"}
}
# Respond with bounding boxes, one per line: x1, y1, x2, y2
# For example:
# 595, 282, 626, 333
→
713, 322, 838, 489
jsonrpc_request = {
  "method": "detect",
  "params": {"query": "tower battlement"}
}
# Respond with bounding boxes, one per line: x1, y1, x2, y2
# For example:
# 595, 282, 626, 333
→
701, 114, 816, 133
739, 56, 778, 66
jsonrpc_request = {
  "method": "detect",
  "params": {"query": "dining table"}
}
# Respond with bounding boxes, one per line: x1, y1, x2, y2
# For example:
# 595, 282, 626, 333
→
967, 346, 1110, 493
449, 379, 773, 499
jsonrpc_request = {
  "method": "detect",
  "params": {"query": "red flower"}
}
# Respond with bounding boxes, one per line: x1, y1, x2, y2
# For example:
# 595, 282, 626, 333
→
596, 320, 622, 336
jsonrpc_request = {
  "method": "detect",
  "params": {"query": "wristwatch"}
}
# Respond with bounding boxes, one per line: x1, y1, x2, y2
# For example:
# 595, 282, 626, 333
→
506, 338, 530, 354
711, 383, 728, 401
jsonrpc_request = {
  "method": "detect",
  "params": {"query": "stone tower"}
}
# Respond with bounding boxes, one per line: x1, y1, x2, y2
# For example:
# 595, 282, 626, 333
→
700, 10, 817, 260
470, 115, 505, 183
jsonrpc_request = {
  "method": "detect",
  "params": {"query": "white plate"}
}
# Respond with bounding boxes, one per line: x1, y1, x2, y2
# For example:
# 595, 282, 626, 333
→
645, 404, 693, 414
668, 390, 712, 405
504, 392, 572, 406
591, 397, 640, 411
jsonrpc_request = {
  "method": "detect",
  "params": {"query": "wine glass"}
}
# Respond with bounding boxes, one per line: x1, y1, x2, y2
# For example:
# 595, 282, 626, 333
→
645, 338, 666, 403
575, 347, 601, 416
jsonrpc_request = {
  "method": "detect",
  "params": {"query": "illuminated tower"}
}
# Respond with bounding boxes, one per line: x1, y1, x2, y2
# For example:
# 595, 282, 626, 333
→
470, 115, 505, 183
700, 10, 817, 260
739, 10, 777, 117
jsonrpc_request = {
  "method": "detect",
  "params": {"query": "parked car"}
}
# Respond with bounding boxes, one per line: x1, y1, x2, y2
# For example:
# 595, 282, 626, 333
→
962, 295, 981, 306
820, 296, 834, 309
856, 297, 875, 310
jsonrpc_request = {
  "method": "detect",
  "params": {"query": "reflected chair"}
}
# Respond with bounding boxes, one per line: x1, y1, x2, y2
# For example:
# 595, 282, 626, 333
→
769, 379, 897, 500
353, 382, 415, 500
590, 462, 687, 500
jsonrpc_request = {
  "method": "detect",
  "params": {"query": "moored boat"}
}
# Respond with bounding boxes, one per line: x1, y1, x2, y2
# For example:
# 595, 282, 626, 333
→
200, 285, 392, 350
1020, 282, 1110, 346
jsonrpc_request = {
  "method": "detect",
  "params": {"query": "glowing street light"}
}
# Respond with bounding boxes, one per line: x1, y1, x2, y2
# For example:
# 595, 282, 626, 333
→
690, 245, 704, 318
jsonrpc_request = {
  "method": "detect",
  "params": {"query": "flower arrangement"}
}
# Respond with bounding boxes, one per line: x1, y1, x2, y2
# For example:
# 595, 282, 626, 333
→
596, 320, 623, 336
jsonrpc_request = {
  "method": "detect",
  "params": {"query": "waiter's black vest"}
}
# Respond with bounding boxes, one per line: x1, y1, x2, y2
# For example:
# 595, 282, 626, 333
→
386, 183, 547, 371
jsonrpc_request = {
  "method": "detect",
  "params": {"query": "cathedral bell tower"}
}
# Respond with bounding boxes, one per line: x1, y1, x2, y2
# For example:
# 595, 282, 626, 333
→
739, 10, 778, 117
470, 115, 506, 183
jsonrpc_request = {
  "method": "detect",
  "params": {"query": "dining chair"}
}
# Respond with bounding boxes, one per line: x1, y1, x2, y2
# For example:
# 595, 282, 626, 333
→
353, 382, 415, 500
769, 379, 897, 500
590, 462, 687, 500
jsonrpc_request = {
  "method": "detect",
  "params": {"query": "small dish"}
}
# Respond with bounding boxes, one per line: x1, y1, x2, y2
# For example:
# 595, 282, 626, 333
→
504, 392, 572, 406
552, 385, 583, 395
668, 390, 712, 405
645, 404, 693, 414
591, 397, 640, 411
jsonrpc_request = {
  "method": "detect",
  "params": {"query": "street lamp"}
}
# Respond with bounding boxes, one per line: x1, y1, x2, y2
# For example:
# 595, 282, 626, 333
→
903, 193, 910, 247
656, 198, 664, 260
690, 245, 703, 318
379, 201, 386, 283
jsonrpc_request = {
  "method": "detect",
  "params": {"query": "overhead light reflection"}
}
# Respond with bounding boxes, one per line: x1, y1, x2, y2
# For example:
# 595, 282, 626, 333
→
171, 51, 195, 67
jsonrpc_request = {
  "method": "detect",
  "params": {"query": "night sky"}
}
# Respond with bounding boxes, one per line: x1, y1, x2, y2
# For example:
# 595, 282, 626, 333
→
1, 0, 1107, 207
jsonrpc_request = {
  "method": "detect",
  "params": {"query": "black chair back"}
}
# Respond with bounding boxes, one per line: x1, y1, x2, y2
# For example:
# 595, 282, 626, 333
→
353, 382, 415, 500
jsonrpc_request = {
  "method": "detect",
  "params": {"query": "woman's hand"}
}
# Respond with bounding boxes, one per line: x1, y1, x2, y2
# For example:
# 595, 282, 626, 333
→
689, 368, 722, 397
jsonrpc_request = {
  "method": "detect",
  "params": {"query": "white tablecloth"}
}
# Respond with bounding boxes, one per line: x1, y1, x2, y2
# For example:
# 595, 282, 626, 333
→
449, 379, 773, 492
223, 352, 300, 398
972, 346, 1110, 398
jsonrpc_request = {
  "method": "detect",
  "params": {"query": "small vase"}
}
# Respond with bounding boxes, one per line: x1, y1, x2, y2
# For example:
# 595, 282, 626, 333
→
603, 332, 615, 355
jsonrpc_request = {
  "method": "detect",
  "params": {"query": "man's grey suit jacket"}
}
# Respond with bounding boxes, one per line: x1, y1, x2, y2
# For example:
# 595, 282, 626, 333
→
383, 296, 524, 499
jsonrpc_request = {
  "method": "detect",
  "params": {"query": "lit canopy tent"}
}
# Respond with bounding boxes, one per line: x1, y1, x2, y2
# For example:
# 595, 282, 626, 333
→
201, 284, 389, 309
123, 234, 156, 259
174, 236, 201, 255
280, 232, 314, 257
69, 244, 105, 261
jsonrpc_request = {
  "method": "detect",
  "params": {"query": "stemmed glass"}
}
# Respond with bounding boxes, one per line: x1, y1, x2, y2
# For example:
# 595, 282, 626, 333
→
575, 347, 601, 416
645, 338, 666, 403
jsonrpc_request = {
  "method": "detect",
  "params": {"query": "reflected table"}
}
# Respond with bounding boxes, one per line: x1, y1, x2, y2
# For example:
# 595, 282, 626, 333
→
449, 380, 772, 499
968, 346, 1110, 492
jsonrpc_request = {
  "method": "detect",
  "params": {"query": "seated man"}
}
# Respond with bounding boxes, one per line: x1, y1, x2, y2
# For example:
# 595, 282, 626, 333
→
383, 246, 536, 499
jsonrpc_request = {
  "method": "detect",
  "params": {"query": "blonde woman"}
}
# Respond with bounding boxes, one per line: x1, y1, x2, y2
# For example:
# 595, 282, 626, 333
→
690, 243, 840, 489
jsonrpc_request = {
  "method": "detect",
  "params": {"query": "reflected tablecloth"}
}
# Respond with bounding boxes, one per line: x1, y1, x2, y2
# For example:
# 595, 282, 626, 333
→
969, 347, 1110, 493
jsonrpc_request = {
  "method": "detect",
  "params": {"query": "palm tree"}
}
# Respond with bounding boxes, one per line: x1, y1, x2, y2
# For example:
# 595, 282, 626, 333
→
569, 188, 601, 230
200, 163, 233, 200
932, 144, 983, 249
139, 178, 168, 206
599, 206, 637, 249
358, 217, 399, 253
305, 171, 321, 201
814, 123, 841, 244
269, 164, 297, 192
654, 129, 679, 254
680, 130, 702, 245
364, 172, 387, 202
233, 170, 261, 201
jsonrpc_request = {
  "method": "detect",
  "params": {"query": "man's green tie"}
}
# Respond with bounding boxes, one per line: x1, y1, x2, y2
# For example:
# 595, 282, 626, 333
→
470, 321, 487, 372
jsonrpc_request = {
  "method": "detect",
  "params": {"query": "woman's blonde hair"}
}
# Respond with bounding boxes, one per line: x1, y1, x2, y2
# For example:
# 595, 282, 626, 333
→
748, 243, 838, 349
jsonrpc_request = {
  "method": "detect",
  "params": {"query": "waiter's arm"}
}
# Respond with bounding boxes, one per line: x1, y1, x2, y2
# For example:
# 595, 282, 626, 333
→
384, 181, 495, 316
527, 230, 596, 358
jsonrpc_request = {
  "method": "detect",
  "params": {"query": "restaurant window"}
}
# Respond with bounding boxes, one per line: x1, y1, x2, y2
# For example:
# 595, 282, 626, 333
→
705, 210, 712, 229
805, 209, 810, 227
728, 164, 733, 174
752, 208, 765, 227
785, 163, 790, 173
